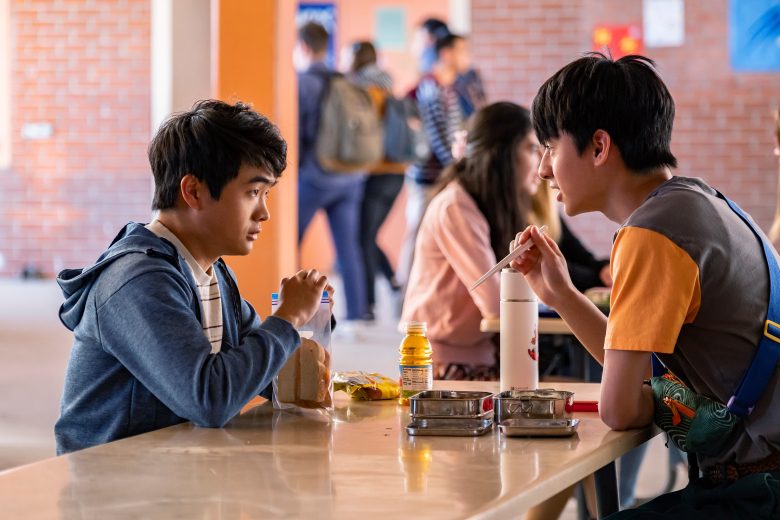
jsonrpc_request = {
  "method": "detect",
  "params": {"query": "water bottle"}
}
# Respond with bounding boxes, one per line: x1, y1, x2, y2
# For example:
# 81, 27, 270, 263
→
398, 321, 433, 404
499, 268, 539, 392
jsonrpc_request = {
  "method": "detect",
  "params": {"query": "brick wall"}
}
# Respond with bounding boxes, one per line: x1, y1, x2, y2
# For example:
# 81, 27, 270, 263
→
1, 0, 151, 277
471, 0, 780, 257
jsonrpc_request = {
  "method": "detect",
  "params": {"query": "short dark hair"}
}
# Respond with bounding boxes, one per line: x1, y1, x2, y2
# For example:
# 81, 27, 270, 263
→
298, 21, 329, 54
435, 33, 463, 57
148, 99, 287, 210
421, 18, 449, 40
350, 41, 377, 72
532, 53, 677, 172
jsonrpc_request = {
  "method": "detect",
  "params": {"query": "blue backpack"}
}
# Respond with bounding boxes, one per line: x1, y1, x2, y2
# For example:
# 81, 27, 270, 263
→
381, 96, 417, 164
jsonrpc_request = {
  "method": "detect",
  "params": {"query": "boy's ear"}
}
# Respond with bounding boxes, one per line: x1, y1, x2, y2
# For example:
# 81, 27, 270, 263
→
180, 174, 204, 210
591, 129, 611, 167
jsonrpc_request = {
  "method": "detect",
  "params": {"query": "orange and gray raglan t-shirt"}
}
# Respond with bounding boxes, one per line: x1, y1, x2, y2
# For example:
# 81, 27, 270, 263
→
604, 176, 780, 469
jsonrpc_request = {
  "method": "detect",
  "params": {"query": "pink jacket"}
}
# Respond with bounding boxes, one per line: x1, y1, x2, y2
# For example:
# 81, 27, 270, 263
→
401, 182, 499, 368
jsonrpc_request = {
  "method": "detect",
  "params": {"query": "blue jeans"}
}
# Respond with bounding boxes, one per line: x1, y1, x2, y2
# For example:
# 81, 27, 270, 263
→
298, 175, 367, 321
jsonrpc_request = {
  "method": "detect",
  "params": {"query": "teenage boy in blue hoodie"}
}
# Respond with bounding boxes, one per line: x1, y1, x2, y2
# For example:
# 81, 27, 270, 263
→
55, 100, 331, 454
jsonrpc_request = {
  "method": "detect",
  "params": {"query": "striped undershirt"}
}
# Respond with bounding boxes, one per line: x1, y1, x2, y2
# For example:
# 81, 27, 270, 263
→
145, 219, 223, 353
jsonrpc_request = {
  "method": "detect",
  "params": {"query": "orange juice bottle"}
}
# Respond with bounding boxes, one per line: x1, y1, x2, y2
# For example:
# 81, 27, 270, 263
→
398, 321, 433, 405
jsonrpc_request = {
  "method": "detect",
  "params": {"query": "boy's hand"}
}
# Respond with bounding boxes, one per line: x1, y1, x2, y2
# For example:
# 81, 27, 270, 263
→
509, 225, 577, 308
273, 269, 331, 329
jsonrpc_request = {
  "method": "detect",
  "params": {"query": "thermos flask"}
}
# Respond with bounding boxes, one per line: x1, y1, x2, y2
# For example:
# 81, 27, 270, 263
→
499, 267, 539, 392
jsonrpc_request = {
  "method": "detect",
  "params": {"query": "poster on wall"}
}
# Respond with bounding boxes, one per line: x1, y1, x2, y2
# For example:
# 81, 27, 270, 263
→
643, 0, 685, 48
376, 7, 406, 51
297, 3, 337, 69
729, 0, 780, 72
592, 24, 643, 59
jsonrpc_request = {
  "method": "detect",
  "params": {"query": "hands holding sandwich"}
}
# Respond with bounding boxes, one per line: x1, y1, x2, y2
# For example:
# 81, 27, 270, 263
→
273, 269, 335, 409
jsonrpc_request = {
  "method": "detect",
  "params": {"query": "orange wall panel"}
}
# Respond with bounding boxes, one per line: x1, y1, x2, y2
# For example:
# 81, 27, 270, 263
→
213, 0, 298, 315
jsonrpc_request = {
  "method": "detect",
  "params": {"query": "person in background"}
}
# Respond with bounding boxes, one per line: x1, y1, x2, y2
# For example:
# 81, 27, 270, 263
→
452, 38, 487, 117
401, 102, 541, 380
295, 22, 367, 324
341, 41, 405, 321
396, 33, 469, 293
411, 18, 486, 119
410, 17, 450, 74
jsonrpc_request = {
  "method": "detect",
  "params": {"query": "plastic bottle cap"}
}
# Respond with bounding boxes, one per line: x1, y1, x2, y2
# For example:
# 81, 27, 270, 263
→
405, 321, 427, 334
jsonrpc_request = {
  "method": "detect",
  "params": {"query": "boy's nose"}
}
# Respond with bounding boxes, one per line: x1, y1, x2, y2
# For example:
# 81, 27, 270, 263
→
255, 202, 270, 222
538, 153, 553, 180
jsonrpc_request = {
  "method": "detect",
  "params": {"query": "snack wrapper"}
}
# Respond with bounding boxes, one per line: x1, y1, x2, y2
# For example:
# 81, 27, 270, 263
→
333, 371, 400, 400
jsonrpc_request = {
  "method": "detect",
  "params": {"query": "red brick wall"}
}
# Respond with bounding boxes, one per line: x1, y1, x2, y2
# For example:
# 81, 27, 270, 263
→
472, 0, 780, 257
2, 0, 151, 277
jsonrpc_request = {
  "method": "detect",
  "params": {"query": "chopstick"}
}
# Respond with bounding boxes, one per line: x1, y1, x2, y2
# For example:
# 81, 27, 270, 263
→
469, 225, 548, 291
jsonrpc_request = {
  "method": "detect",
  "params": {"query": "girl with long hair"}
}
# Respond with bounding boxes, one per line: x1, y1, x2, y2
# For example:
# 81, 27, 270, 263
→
402, 101, 609, 380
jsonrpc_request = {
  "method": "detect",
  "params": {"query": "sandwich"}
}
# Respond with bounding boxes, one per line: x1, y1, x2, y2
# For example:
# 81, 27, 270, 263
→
277, 338, 332, 407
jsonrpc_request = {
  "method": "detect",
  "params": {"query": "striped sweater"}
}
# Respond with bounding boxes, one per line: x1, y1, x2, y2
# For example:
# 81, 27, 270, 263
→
408, 75, 464, 185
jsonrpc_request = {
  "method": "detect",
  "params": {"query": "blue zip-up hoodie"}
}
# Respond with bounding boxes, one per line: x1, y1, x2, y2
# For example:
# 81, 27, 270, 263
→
55, 222, 300, 454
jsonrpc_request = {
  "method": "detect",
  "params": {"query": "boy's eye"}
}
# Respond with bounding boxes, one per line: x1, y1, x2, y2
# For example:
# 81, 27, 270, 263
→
250, 189, 260, 197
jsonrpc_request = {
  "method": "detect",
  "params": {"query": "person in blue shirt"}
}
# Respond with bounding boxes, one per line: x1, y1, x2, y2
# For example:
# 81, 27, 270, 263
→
55, 100, 332, 454
294, 21, 368, 323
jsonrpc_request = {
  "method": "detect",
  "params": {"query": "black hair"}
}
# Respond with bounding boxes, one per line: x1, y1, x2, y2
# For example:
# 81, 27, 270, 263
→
437, 102, 534, 262
297, 21, 329, 54
421, 18, 450, 40
350, 41, 377, 72
435, 33, 463, 58
532, 52, 677, 172
148, 99, 287, 210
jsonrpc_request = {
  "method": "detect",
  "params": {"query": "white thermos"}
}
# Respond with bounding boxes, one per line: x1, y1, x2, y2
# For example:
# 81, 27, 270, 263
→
499, 267, 539, 392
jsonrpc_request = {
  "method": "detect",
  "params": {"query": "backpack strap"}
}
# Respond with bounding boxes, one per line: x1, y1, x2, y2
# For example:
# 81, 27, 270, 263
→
651, 353, 666, 378
717, 192, 780, 417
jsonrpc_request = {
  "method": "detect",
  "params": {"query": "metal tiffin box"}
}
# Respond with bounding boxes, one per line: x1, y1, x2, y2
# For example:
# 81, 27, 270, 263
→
493, 389, 574, 423
408, 390, 494, 419
406, 417, 494, 437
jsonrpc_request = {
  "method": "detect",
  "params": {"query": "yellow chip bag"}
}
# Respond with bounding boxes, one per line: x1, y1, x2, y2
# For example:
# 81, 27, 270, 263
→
333, 371, 400, 400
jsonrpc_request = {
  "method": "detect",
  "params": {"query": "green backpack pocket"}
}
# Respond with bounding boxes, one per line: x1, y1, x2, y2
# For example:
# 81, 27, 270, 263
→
651, 372, 741, 456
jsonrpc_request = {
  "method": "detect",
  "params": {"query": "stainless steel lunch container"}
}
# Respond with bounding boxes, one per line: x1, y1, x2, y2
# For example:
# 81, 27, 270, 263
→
406, 417, 494, 437
498, 418, 580, 437
409, 390, 494, 419
493, 389, 574, 423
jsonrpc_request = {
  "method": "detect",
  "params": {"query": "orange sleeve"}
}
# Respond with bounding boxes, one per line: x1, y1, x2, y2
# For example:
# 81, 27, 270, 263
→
605, 227, 701, 354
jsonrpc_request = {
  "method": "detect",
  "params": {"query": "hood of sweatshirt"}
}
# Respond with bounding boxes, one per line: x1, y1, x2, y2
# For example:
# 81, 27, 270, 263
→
56, 222, 179, 331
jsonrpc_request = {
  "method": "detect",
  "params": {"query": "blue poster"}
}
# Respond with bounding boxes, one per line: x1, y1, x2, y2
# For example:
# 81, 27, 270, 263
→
730, 0, 780, 72
297, 3, 337, 69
